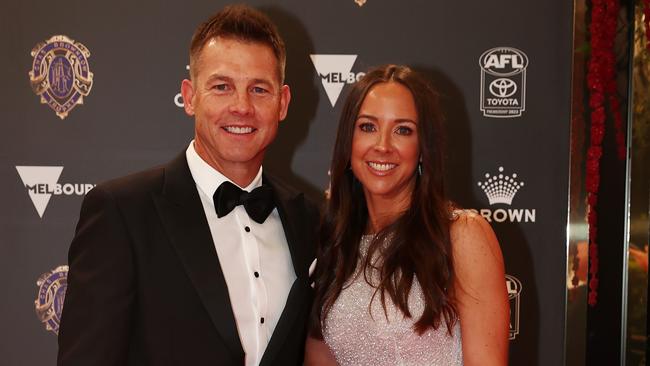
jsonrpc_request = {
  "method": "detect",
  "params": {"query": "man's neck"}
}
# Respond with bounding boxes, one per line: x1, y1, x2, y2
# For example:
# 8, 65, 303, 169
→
216, 164, 260, 188
193, 142, 262, 188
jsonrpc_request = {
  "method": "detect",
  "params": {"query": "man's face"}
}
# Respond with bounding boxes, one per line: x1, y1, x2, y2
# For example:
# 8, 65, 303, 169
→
181, 37, 290, 176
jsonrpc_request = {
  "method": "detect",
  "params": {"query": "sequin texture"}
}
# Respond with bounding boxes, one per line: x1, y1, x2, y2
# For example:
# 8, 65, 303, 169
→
323, 235, 463, 365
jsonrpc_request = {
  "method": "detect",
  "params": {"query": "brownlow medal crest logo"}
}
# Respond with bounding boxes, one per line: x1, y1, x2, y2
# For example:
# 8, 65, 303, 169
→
35, 265, 69, 335
28, 35, 94, 119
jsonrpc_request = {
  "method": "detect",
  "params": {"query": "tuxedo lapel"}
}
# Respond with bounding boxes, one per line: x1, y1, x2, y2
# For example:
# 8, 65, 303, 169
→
260, 278, 310, 366
151, 153, 244, 360
268, 176, 310, 280
260, 175, 315, 366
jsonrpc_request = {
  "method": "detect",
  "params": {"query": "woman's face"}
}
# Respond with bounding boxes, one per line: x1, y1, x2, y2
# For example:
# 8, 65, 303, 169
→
350, 81, 420, 209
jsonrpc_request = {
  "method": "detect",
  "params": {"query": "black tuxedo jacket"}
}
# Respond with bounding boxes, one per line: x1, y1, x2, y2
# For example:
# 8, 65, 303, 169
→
57, 153, 319, 366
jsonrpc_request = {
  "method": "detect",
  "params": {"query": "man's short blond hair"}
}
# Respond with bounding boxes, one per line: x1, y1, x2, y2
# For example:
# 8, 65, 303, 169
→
189, 4, 286, 83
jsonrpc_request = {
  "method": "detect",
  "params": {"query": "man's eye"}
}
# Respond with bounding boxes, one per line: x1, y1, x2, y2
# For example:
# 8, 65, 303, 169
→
395, 126, 413, 135
359, 122, 376, 132
252, 86, 269, 94
213, 84, 229, 91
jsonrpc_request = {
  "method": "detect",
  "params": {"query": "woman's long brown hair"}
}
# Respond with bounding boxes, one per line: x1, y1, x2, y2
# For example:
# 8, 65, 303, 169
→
311, 65, 457, 337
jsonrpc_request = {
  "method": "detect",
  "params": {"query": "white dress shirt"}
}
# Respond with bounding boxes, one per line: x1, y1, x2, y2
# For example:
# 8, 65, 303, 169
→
185, 141, 296, 366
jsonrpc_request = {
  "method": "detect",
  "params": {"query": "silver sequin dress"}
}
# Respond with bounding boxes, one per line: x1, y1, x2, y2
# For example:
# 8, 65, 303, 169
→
322, 235, 463, 366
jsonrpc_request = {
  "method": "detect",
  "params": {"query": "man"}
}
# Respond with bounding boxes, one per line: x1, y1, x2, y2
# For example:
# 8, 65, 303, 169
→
57, 5, 319, 366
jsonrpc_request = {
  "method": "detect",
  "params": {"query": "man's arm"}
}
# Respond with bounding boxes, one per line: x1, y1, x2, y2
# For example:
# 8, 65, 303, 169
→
57, 185, 135, 366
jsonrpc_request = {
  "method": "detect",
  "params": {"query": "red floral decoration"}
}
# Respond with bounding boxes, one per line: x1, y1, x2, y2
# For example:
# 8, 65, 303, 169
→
645, 0, 650, 52
585, 0, 626, 306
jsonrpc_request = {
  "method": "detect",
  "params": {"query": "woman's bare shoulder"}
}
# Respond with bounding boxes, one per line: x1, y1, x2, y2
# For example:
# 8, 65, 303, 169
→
450, 209, 495, 243
449, 209, 504, 288
450, 208, 480, 220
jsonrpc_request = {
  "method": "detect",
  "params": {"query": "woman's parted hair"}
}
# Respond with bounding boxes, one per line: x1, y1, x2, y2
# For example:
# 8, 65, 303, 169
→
311, 64, 457, 337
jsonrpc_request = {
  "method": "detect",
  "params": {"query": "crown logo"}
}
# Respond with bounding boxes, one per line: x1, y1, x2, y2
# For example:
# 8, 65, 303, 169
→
478, 166, 524, 205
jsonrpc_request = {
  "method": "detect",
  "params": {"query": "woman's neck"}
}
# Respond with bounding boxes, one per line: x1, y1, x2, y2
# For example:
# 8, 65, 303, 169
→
365, 194, 411, 234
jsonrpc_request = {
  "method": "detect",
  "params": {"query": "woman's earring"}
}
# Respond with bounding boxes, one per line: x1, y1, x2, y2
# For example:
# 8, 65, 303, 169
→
418, 157, 423, 176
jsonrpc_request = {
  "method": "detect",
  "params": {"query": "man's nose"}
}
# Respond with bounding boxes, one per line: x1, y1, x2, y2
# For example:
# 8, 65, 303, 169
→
229, 90, 253, 115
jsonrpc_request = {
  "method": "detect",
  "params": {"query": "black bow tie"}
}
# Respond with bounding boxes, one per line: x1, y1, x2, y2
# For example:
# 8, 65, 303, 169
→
213, 181, 275, 224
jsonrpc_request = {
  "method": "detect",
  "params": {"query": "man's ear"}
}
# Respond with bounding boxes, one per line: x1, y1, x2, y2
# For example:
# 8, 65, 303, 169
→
180, 79, 196, 116
278, 84, 291, 121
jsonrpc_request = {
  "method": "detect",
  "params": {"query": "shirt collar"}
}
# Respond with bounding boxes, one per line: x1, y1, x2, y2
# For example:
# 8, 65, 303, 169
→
185, 140, 263, 201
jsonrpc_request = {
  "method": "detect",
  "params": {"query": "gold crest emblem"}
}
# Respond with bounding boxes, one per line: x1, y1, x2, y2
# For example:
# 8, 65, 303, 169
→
29, 35, 94, 119
35, 265, 69, 335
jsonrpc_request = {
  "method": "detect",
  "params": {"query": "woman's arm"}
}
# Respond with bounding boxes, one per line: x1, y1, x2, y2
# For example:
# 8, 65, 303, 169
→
304, 336, 338, 366
451, 211, 509, 366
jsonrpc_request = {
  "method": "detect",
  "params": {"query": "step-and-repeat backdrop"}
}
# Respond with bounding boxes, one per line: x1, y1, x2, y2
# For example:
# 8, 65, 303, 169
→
1, 0, 573, 364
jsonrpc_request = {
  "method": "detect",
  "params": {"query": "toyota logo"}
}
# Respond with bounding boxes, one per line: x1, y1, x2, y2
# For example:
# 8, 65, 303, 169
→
489, 78, 517, 98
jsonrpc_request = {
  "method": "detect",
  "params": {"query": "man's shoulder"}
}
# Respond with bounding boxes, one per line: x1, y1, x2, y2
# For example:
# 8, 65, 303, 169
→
93, 153, 186, 200
265, 174, 317, 205
265, 173, 299, 196
96, 165, 165, 197
264, 174, 322, 231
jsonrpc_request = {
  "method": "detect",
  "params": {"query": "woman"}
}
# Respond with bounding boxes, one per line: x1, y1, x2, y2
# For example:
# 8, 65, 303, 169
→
306, 65, 509, 365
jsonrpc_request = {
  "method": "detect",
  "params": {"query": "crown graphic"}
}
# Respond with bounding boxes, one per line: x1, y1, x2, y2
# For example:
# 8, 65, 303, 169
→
478, 166, 524, 205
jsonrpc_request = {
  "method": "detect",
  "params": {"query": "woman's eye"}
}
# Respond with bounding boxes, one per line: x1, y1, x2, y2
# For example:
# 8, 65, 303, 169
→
359, 122, 376, 132
395, 126, 413, 135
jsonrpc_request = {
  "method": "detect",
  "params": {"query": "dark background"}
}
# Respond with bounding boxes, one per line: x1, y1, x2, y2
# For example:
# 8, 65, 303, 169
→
0, 1, 574, 364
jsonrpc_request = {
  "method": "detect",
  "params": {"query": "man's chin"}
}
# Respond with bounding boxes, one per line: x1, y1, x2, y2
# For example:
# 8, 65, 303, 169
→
219, 150, 265, 166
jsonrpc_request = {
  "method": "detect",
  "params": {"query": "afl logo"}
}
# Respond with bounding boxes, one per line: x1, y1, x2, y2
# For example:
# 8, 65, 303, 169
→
28, 35, 94, 119
35, 265, 68, 335
479, 47, 528, 118
506, 274, 522, 340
